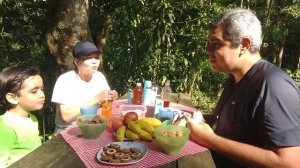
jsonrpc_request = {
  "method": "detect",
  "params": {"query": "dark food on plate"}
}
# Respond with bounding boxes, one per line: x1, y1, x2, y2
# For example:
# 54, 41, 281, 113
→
129, 147, 141, 153
105, 148, 117, 156
109, 143, 121, 150
114, 152, 125, 159
121, 156, 132, 163
78, 115, 104, 124
120, 148, 131, 154
131, 152, 143, 159
100, 143, 145, 163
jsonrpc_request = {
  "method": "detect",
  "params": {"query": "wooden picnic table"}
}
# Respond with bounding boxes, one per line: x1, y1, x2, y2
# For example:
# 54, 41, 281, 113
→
9, 93, 216, 168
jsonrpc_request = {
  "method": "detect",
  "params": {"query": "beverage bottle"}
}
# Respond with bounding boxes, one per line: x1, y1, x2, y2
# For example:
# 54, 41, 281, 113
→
152, 82, 160, 99
132, 82, 143, 105
101, 100, 113, 130
143, 80, 152, 106
161, 80, 172, 107
127, 89, 132, 104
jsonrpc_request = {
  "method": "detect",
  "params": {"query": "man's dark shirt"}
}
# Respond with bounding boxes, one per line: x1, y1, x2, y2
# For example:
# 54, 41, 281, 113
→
212, 60, 300, 167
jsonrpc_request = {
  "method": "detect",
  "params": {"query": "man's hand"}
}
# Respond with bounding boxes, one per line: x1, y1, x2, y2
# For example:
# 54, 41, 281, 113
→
186, 117, 214, 148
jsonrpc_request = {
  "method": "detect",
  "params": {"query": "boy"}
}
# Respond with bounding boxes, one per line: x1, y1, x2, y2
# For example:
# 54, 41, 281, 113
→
0, 66, 45, 167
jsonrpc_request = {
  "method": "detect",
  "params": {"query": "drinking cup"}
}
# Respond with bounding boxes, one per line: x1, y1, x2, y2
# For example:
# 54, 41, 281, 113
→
80, 103, 99, 116
101, 101, 112, 123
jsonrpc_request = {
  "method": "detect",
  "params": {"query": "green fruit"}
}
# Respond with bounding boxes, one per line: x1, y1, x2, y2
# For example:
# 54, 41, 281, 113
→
140, 118, 162, 127
127, 121, 141, 134
137, 119, 154, 133
116, 125, 126, 142
138, 129, 153, 141
125, 129, 139, 140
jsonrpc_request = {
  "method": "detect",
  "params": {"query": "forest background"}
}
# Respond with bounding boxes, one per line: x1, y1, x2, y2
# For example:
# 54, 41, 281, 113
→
0, 0, 300, 139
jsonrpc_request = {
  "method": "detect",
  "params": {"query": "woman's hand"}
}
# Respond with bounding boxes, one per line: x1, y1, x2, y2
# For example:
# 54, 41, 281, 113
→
109, 90, 118, 100
98, 90, 118, 102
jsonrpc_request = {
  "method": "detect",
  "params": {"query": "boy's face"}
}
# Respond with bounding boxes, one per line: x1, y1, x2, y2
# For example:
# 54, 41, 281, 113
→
16, 75, 45, 112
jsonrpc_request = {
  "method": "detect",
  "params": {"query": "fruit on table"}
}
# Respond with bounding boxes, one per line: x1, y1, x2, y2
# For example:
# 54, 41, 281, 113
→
136, 119, 154, 133
123, 112, 138, 125
114, 117, 159, 142
116, 125, 126, 141
139, 117, 162, 127
138, 129, 152, 141
111, 118, 124, 132
127, 121, 141, 134
125, 129, 139, 140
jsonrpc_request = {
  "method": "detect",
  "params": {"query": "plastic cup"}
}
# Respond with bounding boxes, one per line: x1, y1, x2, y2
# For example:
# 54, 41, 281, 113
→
80, 103, 99, 116
159, 108, 174, 119
163, 100, 170, 107
101, 101, 112, 124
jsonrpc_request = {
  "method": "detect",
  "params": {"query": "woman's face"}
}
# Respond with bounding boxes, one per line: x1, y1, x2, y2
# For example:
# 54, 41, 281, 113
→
75, 52, 100, 76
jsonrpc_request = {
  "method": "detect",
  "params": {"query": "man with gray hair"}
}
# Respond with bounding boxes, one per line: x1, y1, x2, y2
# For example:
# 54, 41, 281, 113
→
187, 8, 300, 167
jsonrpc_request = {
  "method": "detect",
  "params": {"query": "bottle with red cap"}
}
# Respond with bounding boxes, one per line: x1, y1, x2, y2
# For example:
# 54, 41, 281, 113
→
132, 82, 143, 105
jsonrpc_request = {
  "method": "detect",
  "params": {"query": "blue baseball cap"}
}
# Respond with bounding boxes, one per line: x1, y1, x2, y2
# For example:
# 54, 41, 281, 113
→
72, 41, 102, 58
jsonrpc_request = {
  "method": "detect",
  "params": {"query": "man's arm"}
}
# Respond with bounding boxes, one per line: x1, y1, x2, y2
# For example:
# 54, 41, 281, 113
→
187, 119, 300, 168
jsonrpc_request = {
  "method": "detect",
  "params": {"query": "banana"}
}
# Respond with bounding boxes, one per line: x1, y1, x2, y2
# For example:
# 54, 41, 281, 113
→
127, 121, 141, 134
136, 119, 154, 133
116, 125, 126, 142
139, 117, 162, 127
125, 129, 139, 140
138, 129, 152, 141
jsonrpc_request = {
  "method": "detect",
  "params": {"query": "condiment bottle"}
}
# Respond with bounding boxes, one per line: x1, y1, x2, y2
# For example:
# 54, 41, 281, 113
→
161, 80, 172, 107
132, 82, 143, 105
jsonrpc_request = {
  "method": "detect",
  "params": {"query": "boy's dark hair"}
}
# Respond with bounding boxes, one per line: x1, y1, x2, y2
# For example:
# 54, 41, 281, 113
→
0, 66, 41, 108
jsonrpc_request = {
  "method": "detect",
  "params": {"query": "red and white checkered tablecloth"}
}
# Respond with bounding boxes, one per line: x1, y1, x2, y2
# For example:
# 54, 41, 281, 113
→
60, 99, 208, 168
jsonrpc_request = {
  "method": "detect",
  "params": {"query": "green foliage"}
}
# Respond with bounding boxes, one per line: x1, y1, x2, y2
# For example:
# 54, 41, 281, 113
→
91, 1, 226, 112
1, 0, 300, 136
0, 0, 56, 135
284, 68, 300, 87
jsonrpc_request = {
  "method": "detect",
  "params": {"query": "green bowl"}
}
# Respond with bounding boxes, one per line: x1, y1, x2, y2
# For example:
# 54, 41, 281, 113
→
154, 125, 190, 155
77, 115, 108, 139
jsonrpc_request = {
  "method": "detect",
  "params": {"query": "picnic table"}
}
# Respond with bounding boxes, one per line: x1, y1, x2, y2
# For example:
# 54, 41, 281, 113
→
9, 93, 216, 168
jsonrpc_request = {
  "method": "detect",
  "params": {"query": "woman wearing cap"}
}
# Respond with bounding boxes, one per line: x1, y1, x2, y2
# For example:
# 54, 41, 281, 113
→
51, 41, 118, 135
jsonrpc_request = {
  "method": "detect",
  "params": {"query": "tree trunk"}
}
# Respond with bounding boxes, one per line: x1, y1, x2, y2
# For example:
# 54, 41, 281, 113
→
276, 28, 288, 67
298, 53, 300, 71
46, 0, 90, 75
95, 16, 112, 73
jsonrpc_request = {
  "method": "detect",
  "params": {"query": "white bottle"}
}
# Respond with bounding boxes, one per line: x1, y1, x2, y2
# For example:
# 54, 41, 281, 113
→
152, 82, 160, 99
161, 80, 172, 107
143, 80, 152, 106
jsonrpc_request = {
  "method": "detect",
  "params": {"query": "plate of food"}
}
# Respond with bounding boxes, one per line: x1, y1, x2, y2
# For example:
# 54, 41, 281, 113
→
96, 142, 147, 165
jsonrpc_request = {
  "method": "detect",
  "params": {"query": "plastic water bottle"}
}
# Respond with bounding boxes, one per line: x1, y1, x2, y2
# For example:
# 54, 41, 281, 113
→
161, 80, 172, 107
127, 89, 132, 104
143, 80, 152, 106
132, 82, 143, 105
